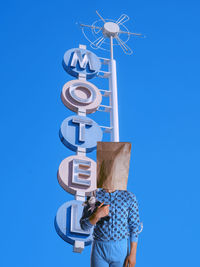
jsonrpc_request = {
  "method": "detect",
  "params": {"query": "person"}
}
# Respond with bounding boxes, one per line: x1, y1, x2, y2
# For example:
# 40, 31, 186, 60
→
80, 142, 142, 267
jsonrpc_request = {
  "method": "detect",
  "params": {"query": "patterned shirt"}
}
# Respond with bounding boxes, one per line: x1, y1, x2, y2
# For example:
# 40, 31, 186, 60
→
80, 189, 141, 243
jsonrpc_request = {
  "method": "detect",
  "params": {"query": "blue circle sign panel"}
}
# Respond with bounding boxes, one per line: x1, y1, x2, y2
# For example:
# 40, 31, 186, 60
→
55, 200, 93, 246
62, 48, 101, 79
59, 115, 103, 152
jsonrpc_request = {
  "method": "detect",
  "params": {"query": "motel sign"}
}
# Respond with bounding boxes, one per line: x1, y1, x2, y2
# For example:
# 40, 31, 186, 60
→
55, 45, 105, 253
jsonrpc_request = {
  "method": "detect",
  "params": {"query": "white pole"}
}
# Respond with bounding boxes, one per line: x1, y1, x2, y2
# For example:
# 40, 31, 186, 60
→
109, 36, 119, 142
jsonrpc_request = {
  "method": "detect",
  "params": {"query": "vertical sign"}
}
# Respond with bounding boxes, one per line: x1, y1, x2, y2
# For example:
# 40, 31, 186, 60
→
55, 45, 103, 252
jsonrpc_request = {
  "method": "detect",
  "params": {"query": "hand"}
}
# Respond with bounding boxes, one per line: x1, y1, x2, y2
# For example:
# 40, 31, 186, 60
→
124, 253, 136, 267
94, 202, 109, 221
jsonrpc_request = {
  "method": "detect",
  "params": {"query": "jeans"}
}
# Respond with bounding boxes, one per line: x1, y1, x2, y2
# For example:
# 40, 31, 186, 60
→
91, 239, 129, 267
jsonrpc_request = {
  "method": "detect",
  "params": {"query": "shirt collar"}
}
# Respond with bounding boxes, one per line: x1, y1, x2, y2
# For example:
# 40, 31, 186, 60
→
101, 189, 119, 196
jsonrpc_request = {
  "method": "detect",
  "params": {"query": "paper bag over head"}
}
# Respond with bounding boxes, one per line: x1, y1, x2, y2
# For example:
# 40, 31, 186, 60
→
97, 142, 131, 190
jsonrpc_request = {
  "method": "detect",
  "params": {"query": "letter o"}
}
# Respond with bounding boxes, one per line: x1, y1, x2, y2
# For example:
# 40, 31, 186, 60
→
68, 83, 96, 104
61, 80, 102, 114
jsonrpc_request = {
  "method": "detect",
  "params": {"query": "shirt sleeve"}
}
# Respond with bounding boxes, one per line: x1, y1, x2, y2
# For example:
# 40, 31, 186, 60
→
128, 194, 141, 243
79, 205, 94, 232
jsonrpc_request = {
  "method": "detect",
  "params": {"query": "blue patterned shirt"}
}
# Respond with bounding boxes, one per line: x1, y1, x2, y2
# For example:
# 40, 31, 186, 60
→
80, 189, 141, 243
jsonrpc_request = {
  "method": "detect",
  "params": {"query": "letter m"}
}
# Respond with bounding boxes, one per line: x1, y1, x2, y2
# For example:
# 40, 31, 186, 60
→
70, 50, 95, 71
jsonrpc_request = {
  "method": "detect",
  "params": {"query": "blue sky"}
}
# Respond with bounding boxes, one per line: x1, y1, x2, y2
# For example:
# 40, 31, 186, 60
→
1, 0, 200, 266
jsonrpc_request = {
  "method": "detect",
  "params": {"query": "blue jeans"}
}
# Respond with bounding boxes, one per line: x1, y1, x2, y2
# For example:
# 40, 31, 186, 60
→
91, 239, 129, 267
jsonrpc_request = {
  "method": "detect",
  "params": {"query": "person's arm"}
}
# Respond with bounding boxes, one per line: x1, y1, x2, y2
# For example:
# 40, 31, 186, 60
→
125, 241, 137, 267
89, 202, 109, 225
125, 194, 141, 267
80, 202, 109, 230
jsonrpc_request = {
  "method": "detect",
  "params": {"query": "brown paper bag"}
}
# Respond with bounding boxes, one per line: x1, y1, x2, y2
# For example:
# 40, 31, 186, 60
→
97, 142, 132, 190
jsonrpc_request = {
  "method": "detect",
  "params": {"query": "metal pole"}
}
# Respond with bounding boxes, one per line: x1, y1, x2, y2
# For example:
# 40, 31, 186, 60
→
109, 36, 119, 142
110, 36, 114, 60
